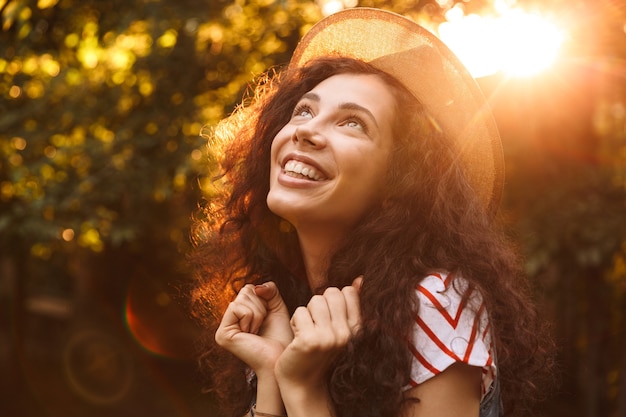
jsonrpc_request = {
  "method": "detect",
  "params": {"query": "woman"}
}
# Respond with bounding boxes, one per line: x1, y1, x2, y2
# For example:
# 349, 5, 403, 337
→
190, 8, 552, 417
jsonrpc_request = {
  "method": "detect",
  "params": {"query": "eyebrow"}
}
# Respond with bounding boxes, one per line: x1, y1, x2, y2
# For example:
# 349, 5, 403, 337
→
300, 92, 380, 129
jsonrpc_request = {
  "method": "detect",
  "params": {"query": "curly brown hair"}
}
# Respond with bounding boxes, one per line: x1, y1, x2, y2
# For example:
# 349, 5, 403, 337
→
189, 57, 553, 417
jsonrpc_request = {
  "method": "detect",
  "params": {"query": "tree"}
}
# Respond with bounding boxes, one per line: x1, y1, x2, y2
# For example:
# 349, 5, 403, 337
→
0, 0, 321, 414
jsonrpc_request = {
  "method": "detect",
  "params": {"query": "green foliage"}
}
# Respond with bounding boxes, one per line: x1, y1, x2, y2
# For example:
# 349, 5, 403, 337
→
0, 0, 321, 259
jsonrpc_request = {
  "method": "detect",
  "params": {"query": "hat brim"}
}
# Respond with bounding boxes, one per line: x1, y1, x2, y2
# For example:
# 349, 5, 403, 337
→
289, 8, 504, 216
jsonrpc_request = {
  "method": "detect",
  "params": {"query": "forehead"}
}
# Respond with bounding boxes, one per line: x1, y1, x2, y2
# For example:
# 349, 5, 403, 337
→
306, 73, 398, 122
309, 73, 395, 101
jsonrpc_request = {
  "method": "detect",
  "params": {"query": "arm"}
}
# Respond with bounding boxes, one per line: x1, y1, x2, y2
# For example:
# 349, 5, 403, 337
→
274, 278, 363, 417
402, 362, 482, 417
215, 282, 293, 416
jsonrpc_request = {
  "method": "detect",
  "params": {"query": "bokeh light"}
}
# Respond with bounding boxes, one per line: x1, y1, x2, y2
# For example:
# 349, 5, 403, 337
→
438, 1, 565, 78
125, 272, 200, 360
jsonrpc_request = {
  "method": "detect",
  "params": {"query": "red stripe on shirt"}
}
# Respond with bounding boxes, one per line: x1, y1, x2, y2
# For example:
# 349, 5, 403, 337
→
417, 276, 471, 329
416, 316, 462, 361
463, 302, 486, 362
407, 340, 441, 376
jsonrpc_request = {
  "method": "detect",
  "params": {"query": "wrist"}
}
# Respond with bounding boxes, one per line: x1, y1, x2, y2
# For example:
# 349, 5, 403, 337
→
277, 381, 335, 417
251, 404, 287, 417
255, 372, 285, 417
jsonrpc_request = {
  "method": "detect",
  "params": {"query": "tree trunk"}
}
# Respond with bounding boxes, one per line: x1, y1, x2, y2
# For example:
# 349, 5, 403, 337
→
2, 252, 27, 408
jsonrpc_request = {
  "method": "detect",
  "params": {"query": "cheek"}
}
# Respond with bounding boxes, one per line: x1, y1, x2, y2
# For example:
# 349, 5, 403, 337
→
363, 153, 390, 197
268, 130, 289, 187
268, 133, 283, 170
270, 126, 291, 157
342, 152, 389, 205
269, 140, 278, 169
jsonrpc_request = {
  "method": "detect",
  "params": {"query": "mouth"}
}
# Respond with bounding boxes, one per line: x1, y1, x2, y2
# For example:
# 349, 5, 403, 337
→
282, 159, 327, 181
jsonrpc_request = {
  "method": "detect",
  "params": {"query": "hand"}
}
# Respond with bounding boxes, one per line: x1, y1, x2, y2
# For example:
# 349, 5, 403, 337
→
275, 277, 363, 390
215, 281, 293, 374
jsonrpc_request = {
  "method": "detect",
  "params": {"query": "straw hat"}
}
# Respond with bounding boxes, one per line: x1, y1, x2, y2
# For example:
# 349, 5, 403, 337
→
289, 8, 504, 216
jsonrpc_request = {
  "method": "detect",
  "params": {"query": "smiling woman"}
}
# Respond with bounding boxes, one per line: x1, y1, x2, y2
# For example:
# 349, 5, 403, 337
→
189, 8, 553, 417
267, 73, 395, 259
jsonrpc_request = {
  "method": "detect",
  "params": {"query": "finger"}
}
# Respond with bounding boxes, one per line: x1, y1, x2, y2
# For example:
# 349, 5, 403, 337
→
306, 294, 332, 327
322, 287, 348, 323
215, 302, 256, 345
238, 284, 265, 307
231, 303, 256, 333
323, 287, 357, 344
233, 284, 268, 334
342, 284, 362, 332
290, 305, 315, 335
352, 276, 364, 292
254, 281, 288, 313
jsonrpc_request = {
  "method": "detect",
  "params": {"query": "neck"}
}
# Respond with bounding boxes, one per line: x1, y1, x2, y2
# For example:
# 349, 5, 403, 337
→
295, 225, 346, 291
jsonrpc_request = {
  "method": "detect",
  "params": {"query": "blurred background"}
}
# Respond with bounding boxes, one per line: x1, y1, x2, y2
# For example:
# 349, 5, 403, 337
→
0, 0, 624, 416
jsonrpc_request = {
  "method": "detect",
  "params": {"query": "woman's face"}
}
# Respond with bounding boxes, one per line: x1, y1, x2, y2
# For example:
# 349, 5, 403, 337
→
267, 72, 396, 235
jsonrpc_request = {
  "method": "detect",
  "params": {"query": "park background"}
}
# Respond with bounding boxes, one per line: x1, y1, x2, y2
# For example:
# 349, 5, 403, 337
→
1, 0, 625, 416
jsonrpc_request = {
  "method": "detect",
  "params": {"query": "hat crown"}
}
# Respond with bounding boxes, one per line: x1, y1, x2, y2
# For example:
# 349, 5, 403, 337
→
290, 8, 504, 216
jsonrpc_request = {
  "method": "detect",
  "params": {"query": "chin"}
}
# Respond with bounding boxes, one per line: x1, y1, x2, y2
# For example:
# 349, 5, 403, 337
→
266, 193, 291, 219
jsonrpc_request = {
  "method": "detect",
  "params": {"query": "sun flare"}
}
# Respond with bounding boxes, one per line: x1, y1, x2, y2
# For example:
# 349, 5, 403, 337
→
438, 2, 565, 78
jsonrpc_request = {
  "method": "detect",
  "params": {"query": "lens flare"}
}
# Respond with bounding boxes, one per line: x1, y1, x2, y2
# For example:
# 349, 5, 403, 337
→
125, 272, 201, 360
438, 3, 565, 78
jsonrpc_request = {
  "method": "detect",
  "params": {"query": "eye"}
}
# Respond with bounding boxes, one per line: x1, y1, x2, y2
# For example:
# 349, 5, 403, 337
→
292, 103, 313, 119
344, 115, 368, 133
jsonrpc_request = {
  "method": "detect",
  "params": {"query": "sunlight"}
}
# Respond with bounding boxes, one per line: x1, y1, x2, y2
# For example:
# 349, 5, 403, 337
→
318, 0, 358, 17
438, 1, 565, 78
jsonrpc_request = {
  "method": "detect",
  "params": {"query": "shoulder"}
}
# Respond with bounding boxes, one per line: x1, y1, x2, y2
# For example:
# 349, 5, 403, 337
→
407, 272, 496, 397
416, 272, 483, 322
413, 272, 489, 355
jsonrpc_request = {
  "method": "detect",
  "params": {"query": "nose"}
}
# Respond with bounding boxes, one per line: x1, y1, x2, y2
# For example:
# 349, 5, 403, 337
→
292, 121, 326, 149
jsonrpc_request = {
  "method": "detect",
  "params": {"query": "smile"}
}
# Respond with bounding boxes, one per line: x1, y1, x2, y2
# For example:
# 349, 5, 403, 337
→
283, 160, 326, 181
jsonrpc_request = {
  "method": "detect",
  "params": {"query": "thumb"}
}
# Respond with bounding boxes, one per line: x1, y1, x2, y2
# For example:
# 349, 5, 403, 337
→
254, 281, 288, 312
352, 276, 364, 292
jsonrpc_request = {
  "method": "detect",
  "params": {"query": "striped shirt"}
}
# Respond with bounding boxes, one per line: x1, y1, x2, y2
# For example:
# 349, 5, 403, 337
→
405, 272, 496, 398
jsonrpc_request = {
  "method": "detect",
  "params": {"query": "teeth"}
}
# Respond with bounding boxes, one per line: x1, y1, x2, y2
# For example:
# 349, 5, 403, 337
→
284, 160, 324, 181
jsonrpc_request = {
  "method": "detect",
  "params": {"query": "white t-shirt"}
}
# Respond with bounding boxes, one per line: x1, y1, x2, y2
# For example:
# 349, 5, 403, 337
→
405, 272, 496, 398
